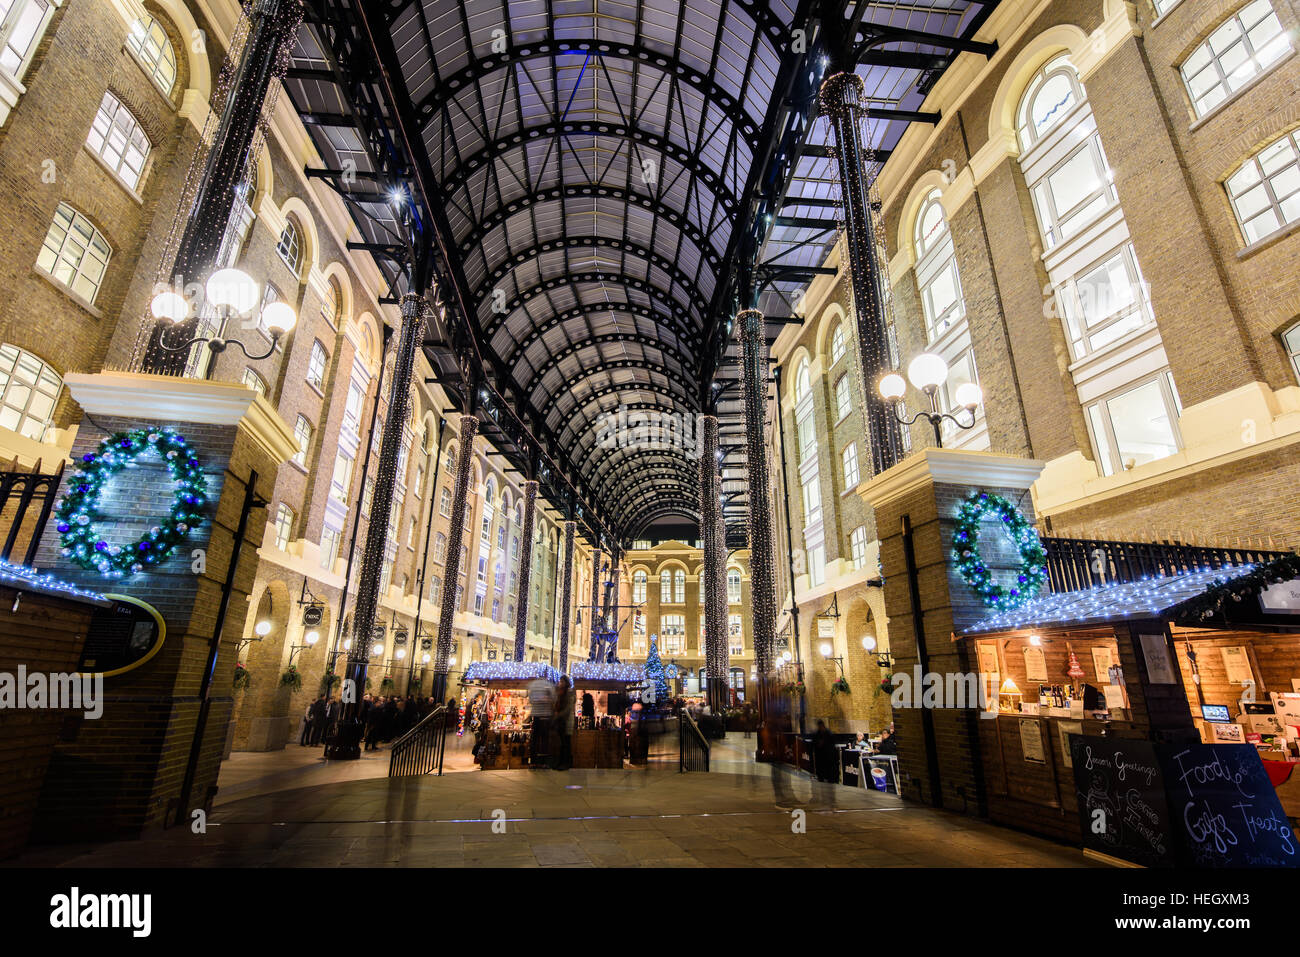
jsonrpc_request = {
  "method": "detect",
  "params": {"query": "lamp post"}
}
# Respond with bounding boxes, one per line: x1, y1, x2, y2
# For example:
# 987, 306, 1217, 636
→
149, 268, 297, 363
877, 353, 982, 448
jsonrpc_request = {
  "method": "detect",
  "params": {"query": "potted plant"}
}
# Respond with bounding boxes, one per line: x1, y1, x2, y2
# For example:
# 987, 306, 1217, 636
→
233, 662, 251, 691
279, 664, 302, 693
319, 671, 340, 695
379, 675, 396, 695
830, 677, 850, 698
877, 676, 895, 696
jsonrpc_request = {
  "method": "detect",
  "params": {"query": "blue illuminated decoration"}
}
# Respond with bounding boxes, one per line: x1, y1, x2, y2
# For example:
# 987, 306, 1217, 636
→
56, 428, 208, 578
0, 558, 109, 604
952, 491, 1047, 611
463, 660, 562, 684
570, 661, 646, 684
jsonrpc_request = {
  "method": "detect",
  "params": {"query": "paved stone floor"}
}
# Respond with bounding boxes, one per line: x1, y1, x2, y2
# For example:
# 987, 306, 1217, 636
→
12, 735, 1093, 868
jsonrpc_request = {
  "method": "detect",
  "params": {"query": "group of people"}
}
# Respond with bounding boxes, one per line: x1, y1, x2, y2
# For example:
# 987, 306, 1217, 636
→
518, 674, 577, 769
298, 692, 448, 751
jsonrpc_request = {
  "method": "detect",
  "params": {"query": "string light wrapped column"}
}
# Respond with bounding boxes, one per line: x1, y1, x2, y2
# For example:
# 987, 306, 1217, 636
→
699, 414, 728, 711
431, 414, 479, 702
558, 521, 576, 672
589, 547, 602, 653
738, 309, 777, 688
605, 552, 620, 661
325, 292, 424, 759
141, 0, 302, 375
820, 72, 903, 476
512, 480, 538, 662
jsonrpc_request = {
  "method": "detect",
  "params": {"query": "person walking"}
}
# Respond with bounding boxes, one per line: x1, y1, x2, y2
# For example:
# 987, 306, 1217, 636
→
527, 674, 555, 767
555, 676, 575, 770
581, 691, 595, 726
298, 699, 314, 746
307, 694, 326, 746
812, 719, 838, 783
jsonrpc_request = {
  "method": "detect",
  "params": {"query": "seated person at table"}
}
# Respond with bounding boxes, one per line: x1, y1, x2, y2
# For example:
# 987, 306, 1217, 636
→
854, 732, 869, 750
876, 724, 898, 755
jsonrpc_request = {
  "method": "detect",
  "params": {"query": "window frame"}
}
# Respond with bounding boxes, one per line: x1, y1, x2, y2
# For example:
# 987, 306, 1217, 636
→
85, 90, 151, 193
306, 340, 327, 390
1225, 129, 1300, 246
124, 15, 178, 97
35, 203, 111, 306
276, 217, 305, 277
0, 342, 61, 440
1083, 370, 1184, 477
1179, 0, 1290, 120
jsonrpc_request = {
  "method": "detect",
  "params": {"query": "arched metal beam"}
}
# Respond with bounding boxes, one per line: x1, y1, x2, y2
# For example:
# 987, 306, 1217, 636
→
514, 333, 698, 400
626, 501, 701, 536
555, 385, 700, 453
457, 184, 724, 269
410, 35, 771, 151
589, 447, 698, 501
599, 458, 699, 503
578, 427, 700, 489
609, 478, 698, 518
499, 304, 698, 368
439, 120, 741, 218
471, 237, 713, 329
536, 364, 700, 430
485, 272, 706, 341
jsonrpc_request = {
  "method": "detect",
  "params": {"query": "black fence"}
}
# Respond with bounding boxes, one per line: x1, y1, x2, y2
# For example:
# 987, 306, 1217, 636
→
388, 705, 448, 777
0, 459, 64, 566
1041, 536, 1293, 592
679, 712, 710, 772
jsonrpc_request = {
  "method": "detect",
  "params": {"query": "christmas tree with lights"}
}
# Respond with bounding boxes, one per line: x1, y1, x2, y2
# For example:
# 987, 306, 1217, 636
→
644, 635, 669, 702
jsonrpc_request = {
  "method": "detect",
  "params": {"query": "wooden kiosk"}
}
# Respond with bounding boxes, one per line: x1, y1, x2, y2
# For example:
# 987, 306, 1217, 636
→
568, 661, 645, 769
461, 661, 562, 770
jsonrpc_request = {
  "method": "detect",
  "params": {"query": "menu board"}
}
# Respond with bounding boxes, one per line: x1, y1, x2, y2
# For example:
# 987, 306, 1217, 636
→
1220, 646, 1254, 684
1159, 743, 1296, 868
1070, 736, 1174, 868
1023, 646, 1047, 682
76, 596, 164, 677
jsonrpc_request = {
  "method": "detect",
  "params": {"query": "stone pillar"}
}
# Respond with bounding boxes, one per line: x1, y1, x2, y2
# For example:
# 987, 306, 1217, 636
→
821, 71, 903, 475
142, 0, 302, 375
738, 309, 777, 684
432, 414, 478, 699
699, 414, 728, 711
858, 448, 1044, 812
35, 372, 296, 839
558, 521, 576, 673
327, 293, 425, 758
512, 480, 538, 662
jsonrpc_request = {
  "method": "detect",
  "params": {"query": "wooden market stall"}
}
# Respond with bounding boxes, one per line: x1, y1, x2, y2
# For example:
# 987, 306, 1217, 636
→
568, 660, 646, 769
460, 661, 562, 770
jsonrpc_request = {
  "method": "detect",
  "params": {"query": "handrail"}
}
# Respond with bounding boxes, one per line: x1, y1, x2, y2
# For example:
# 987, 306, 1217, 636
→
679, 711, 710, 773
388, 705, 448, 777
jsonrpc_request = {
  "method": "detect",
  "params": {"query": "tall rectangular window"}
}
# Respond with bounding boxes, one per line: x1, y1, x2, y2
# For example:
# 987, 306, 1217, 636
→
292, 415, 312, 467
1084, 372, 1182, 476
330, 450, 354, 504
0, 0, 50, 79
842, 443, 860, 489
273, 503, 295, 550
850, 526, 869, 570
319, 525, 341, 571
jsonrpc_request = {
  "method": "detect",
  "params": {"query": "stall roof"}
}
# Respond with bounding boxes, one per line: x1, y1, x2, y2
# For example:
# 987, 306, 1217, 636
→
462, 661, 563, 686
961, 565, 1260, 636
569, 661, 646, 686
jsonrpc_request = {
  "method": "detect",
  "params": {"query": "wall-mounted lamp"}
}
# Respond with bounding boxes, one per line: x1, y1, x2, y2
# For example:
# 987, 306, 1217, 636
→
878, 352, 982, 447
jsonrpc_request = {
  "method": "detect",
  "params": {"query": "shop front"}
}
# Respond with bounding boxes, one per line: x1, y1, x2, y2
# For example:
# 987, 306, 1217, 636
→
461, 661, 562, 770
569, 661, 646, 769
961, 556, 1300, 865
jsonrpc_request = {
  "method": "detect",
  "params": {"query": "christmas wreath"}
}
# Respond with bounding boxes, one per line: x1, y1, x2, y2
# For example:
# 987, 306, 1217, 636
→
56, 428, 207, 578
952, 491, 1047, 612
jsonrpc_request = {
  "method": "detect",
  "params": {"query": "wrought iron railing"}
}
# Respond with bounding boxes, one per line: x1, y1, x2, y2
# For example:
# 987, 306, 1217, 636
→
679, 711, 710, 773
388, 705, 448, 777
1040, 536, 1293, 592
0, 459, 65, 566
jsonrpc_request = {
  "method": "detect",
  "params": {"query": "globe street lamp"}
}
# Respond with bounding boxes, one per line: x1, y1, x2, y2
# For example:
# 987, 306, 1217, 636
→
877, 352, 982, 447
150, 267, 297, 362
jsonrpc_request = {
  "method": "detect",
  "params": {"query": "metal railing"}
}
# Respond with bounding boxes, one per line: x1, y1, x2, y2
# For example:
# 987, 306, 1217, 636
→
679, 711, 710, 773
1041, 536, 1292, 592
0, 459, 64, 566
388, 705, 448, 777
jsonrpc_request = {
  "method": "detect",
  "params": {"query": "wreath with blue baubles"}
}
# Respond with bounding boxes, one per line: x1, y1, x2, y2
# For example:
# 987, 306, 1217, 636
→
952, 490, 1047, 611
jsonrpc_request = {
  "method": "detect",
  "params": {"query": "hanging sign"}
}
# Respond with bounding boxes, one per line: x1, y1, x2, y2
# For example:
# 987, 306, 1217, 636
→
1090, 646, 1114, 681
1220, 646, 1254, 684
77, 594, 165, 677
1138, 633, 1177, 685
302, 605, 324, 628
1023, 646, 1047, 682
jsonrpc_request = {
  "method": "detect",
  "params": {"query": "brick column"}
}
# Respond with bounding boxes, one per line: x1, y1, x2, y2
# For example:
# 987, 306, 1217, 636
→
558, 521, 576, 672
34, 372, 296, 840
512, 480, 538, 662
859, 448, 1044, 812
432, 414, 478, 698
738, 309, 776, 681
699, 414, 728, 710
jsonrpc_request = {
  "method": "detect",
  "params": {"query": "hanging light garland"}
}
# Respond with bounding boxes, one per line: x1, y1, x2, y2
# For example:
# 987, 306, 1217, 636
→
952, 490, 1047, 611
56, 428, 208, 578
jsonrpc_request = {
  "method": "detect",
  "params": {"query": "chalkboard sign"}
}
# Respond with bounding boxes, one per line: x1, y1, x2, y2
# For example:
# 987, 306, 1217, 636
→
1070, 735, 1175, 868
1159, 743, 1297, 868
77, 594, 165, 677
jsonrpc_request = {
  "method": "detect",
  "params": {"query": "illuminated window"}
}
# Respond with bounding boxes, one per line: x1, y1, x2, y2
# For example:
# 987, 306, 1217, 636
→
276, 217, 304, 276
842, 442, 860, 488
36, 204, 111, 304
319, 525, 341, 571
1085, 372, 1182, 477
632, 569, 647, 603
329, 450, 353, 504
306, 340, 327, 390
830, 323, 845, 364
1225, 130, 1300, 245
292, 415, 312, 467
850, 525, 868, 569
1180, 1, 1288, 118
86, 92, 151, 191
126, 15, 177, 95
0, 343, 60, 440
914, 190, 965, 340
439, 486, 451, 517
834, 374, 852, 421
273, 503, 294, 550
241, 367, 266, 396
728, 615, 744, 656
727, 568, 741, 604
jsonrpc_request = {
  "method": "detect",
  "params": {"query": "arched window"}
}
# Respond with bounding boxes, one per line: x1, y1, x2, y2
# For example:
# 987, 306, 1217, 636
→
794, 357, 815, 463
834, 373, 852, 421
1180, 1, 1288, 119
1017, 56, 1179, 476
0, 343, 61, 440
36, 203, 111, 304
241, 367, 267, 396
258, 282, 284, 337
913, 189, 964, 340
292, 415, 312, 467
322, 276, 342, 325
276, 217, 304, 276
306, 340, 327, 390
1225, 130, 1300, 245
86, 92, 151, 191
659, 569, 673, 602
632, 570, 647, 603
1285, 321, 1300, 384
726, 568, 741, 604
829, 323, 845, 364
126, 16, 178, 95
673, 569, 686, 603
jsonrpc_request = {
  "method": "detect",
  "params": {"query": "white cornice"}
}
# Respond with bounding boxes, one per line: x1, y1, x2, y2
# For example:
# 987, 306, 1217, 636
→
857, 448, 1046, 512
